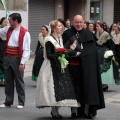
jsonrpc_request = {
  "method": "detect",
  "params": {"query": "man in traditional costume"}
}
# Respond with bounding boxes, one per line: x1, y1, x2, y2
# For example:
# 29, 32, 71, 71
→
62, 15, 105, 119
0, 13, 31, 109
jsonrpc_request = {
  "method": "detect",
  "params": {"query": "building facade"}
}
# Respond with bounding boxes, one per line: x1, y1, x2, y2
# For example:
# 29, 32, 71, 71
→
0, 0, 120, 52
0, 0, 28, 28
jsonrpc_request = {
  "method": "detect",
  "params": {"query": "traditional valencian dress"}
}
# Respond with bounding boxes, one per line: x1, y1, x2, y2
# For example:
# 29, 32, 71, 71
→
111, 32, 120, 80
32, 33, 48, 81
36, 35, 79, 108
96, 31, 115, 84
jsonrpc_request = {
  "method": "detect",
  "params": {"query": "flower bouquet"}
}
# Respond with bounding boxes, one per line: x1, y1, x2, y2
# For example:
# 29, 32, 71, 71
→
56, 48, 69, 73
104, 50, 119, 66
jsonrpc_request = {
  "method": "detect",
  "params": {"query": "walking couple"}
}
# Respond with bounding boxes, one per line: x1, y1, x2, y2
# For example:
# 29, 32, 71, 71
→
36, 15, 105, 119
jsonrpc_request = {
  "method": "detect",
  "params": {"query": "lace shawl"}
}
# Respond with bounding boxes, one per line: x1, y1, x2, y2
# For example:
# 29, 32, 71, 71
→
96, 31, 111, 45
43, 35, 63, 59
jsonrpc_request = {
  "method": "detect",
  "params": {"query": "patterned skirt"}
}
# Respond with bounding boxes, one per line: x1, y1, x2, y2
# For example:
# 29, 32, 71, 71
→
36, 58, 80, 107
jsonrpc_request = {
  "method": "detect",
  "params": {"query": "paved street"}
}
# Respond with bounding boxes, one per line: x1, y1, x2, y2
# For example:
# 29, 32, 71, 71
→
0, 57, 120, 120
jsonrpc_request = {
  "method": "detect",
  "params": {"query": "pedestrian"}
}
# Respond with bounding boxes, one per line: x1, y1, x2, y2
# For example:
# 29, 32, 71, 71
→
58, 18, 67, 33
0, 13, 31, 109
32, 25, 50, 82
88, 23, 95, 33
111, 24, 120, 84
62, 15, 105, 119
0, 17, 8, 86
83, 21, 89, 29
36, 20, 79, 119
96, 22, 116, 90
65, 19, 71, 28
109, 22, 117, 35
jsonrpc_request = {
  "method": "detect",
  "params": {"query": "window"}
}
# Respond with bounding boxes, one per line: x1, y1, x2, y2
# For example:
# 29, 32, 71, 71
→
90, 1, 100, 22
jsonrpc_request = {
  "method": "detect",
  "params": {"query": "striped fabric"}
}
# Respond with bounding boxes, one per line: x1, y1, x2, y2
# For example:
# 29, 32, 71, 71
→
6, 46, 19, 56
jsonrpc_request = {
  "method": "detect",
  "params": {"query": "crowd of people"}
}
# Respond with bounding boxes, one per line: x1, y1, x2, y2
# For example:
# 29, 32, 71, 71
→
0, 12, 120, 119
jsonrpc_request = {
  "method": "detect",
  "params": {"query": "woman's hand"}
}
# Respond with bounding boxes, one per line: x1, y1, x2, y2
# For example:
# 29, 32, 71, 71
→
112, 56, 115, 61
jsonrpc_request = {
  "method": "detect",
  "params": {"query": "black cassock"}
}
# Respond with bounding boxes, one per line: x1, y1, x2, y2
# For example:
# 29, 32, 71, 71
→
62, 26, 105, 115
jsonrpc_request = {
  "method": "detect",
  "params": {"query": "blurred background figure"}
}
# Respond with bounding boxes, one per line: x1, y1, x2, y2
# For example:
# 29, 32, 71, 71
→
88, 23, 95, 33
32, 25, 50, 82
0, 17, 8, 86
96, 22, 116, 91
58, 18, 67, 33
111, 24, 120, 84
65, 19, 71, 28
102, 21, 109, 32
109, 22, 117, 35
83, 21, 89, 29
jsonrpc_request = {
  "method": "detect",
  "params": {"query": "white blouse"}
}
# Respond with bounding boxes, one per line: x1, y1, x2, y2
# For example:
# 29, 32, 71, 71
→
0, 26, 31, 64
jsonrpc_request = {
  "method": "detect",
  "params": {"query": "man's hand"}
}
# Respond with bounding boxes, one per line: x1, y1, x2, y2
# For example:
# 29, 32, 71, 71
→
19, 64, 25, 72
70, 40, 77, 50
76, 52, 81, 56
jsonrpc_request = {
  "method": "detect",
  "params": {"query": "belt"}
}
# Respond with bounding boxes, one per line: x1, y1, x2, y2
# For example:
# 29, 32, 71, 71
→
69, 61, 80, 65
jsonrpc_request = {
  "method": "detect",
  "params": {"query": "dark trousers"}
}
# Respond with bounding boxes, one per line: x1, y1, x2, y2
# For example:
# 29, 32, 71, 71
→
3, 56, 25, 105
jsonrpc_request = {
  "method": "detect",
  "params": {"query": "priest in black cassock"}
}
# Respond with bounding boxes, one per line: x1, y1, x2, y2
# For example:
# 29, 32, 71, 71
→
62, 15, 105, 119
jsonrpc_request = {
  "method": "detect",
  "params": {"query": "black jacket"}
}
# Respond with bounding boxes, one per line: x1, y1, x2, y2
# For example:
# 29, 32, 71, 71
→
62, 26, 105, 109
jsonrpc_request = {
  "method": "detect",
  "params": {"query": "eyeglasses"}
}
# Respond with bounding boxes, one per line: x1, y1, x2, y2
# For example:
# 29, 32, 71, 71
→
75, 21, 84, 25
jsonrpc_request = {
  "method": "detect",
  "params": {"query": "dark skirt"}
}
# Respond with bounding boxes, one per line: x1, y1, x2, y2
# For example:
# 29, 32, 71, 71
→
0, 40, 5, 79
113, 45, 120, 81
32, 48, 44, 81
50, 59, 77, 101
97, 46, 111, 73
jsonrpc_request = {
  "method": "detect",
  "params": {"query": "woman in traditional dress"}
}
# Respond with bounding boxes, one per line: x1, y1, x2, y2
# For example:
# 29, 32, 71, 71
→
109, 22, 117, 35
96, 22, 115, 91
88, 23, 95, 34
111, 25, 120, 84
36, 20, 79, 119
0, 17, 8, 86
32, 25, 50, 81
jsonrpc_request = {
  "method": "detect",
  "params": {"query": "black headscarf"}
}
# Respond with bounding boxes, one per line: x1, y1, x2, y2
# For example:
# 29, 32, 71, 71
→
0, 17, 6, 25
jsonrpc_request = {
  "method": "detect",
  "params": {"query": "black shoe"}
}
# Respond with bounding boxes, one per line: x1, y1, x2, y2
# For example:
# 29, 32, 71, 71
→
83, 114, 95, 119
51, 112, 63, 119
77, 112, 84, 118
115, 80, 120, 85
58, 114, 63, 119
0, 79, 5, 86
103, 86, 109, 91
71, 113, 77, 119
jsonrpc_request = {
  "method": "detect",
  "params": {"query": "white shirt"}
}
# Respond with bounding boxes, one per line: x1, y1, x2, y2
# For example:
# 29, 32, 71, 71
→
0, 26, 31, 64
